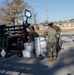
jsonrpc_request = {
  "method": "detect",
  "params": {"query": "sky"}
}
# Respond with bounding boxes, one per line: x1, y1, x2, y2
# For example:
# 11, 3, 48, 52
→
0, 0, 74, 23
24, 0, 74, 23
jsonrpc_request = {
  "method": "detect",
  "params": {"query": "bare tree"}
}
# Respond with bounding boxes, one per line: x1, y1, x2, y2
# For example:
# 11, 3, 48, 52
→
0, 0, 28, 25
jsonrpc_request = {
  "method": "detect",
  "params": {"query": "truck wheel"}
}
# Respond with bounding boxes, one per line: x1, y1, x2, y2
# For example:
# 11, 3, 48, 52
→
39, 54, 43, 60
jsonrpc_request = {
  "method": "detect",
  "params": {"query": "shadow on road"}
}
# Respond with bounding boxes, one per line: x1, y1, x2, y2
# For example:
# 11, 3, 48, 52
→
0, 46, 74, 75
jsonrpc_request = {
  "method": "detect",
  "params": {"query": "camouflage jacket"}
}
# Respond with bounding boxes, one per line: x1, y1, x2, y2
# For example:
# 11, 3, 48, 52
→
53, 25, 61, 34
44, 28, 57, 43
28, 30, 39, 42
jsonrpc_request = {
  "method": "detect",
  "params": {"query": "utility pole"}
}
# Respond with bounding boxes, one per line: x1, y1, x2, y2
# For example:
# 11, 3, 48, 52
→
32, 8, 37, 24
46, 2, 48, 23
34, 13, 37, 24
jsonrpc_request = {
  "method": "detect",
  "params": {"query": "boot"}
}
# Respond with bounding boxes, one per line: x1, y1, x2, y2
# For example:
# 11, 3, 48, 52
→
59, 44, 64, 50
47, 57, 53, 61
53, 56, 57, 60
60, 47, 64, 50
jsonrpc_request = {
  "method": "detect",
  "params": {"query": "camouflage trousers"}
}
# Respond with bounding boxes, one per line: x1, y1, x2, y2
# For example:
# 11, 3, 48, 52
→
56, 34, 62, 46
57, 37, 62, 48
47, 42, 57, 57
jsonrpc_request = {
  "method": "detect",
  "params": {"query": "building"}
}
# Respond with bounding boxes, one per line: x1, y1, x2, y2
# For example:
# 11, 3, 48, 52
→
55, 21, 74, 29
37, 20, 74, 30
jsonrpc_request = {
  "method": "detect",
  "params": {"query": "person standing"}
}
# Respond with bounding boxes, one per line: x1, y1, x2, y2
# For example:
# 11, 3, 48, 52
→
26, 26, 39, 55
27, 26, 39, 42
44, 23, 57, 61
52, 23, 61, 43
51, 23, 63, 50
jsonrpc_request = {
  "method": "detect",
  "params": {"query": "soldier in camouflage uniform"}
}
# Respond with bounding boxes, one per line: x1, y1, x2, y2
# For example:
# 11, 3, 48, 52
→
44, 23, 57, 61
26, 26, 39, 55
52, 23, 61, 43
28, 26, 39, 42
51, 23, 63, 50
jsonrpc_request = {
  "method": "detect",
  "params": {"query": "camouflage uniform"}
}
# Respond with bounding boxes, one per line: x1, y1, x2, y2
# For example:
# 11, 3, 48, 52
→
53, 25, 62, 51
53, 25, 61, 46
44, 28, 57, 57
28, 30, 39, 42
28, 30, 39, 55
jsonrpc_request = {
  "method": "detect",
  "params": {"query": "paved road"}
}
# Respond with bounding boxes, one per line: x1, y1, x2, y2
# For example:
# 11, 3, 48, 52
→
0, 32, 74, 75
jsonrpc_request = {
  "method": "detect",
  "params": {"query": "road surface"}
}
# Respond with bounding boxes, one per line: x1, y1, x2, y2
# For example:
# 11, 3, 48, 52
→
0, 32, 74, 75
